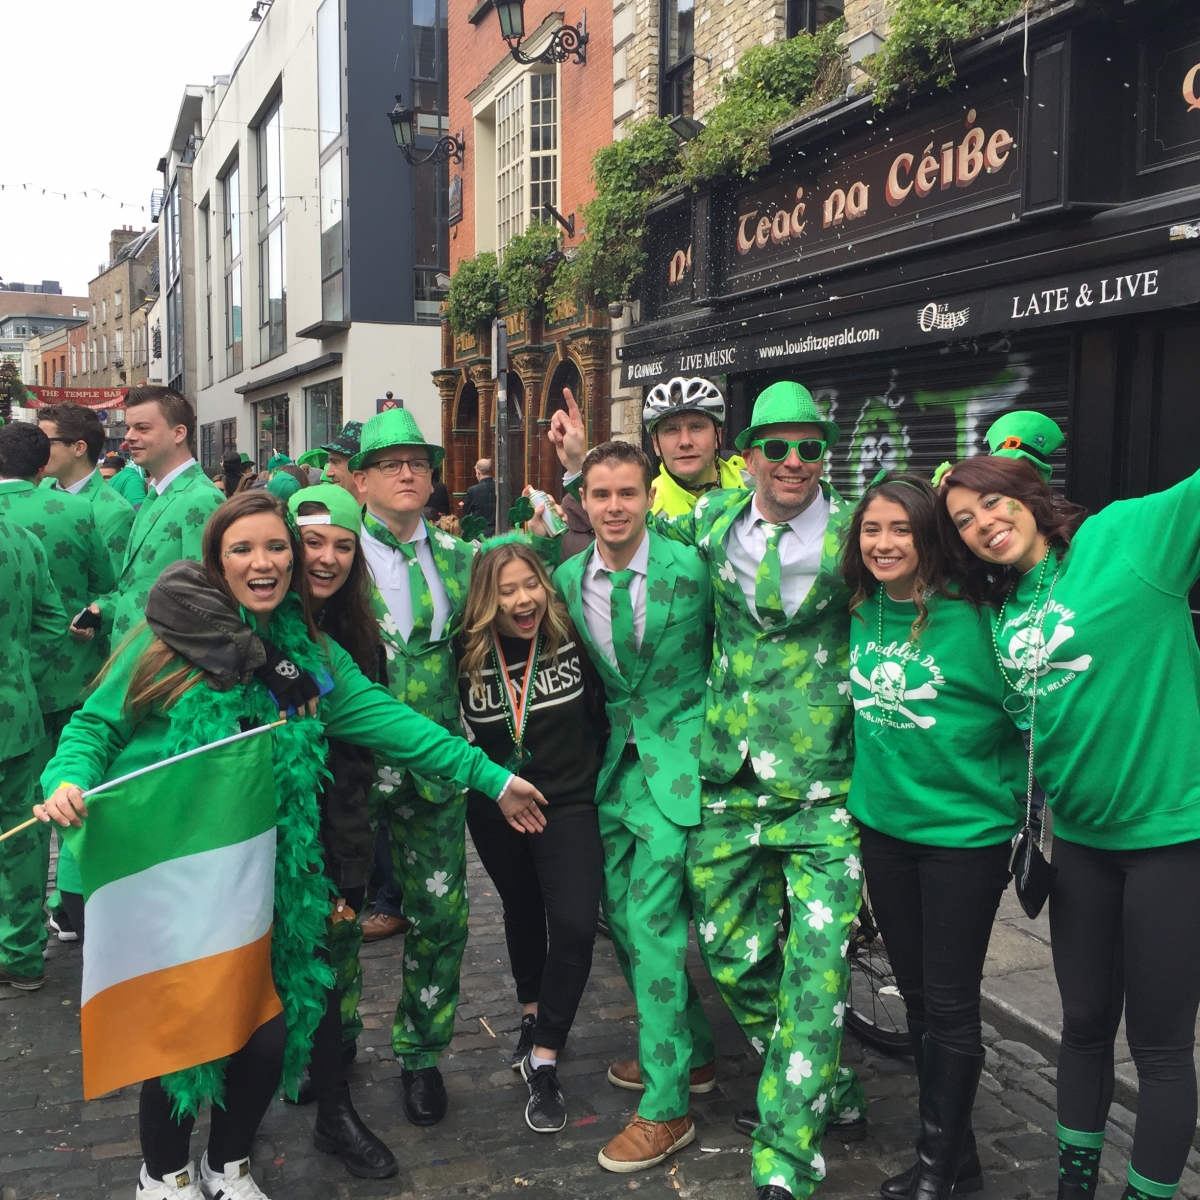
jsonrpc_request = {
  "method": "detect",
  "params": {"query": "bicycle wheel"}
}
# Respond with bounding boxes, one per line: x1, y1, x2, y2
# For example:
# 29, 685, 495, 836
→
845, 894, 912, 1055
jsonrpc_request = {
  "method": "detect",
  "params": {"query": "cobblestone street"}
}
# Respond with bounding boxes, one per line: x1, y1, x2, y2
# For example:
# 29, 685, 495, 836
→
0, 842, 1179, 1200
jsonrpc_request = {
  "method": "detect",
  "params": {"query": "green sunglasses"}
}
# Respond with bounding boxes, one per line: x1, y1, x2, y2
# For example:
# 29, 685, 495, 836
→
749, 437, 828, 463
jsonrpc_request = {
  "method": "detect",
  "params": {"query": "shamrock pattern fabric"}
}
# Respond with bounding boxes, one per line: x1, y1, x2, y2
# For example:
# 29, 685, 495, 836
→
108, 464, 222, 642
688, 778, 866, 1198
0, 750, 47, 979
598, 758, 716, 1121
327, 912, 364, 1049
375, 784, 470, 1068
651, 484, 855, 802
0, 480, 116, 714
74, 470, 136, 576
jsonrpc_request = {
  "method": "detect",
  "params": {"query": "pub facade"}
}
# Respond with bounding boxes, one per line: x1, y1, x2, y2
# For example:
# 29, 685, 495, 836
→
620, 0, 1200, 519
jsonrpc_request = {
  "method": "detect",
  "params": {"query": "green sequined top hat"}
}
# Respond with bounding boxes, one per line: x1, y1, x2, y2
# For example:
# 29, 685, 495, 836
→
287, 482, 363, 534
985, 411, 1064, 483
347, 409, 445, 472
322, 420, 364, 457
734, 380, 840, 451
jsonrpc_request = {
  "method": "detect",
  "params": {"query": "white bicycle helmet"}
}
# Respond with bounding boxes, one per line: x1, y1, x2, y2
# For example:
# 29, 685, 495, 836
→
643, 376, 726, 431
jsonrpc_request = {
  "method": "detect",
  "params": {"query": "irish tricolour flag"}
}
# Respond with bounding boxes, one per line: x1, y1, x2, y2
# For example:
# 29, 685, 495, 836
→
64, 725, 283, 1100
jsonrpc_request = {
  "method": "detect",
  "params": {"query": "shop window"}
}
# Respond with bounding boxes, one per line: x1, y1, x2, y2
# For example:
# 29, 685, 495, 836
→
320, 152, 345, 321
786, 0, 843, 38
254, 394, 290, 469
223, 164, 243, 376
305, 378, 343, 451
659, 0, 694, 118
257, 98, 287, 362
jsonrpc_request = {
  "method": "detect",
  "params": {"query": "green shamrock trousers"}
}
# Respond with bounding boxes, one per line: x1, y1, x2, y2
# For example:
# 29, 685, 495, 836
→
598, 757, 716, 1121
687, 777, 865, 1198
373, 776, 470, 1069
0, 751, 48, 979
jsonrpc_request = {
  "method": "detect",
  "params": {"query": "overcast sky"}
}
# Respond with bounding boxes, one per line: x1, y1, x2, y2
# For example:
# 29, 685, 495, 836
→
1, 1, 257, 296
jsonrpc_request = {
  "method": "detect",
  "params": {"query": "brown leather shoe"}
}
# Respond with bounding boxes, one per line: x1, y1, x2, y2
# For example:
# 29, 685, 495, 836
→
598, 1114, 695, 1173
0, 965, 44, 991
361, 911, 411, 941
606, 1059, 716, 1094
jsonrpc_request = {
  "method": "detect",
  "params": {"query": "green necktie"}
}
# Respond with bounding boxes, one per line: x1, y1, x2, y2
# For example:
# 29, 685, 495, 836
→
754, 521, 786, 627
130, 485, 160, 538
398, 539, 434, 641
606, 569, 639, 681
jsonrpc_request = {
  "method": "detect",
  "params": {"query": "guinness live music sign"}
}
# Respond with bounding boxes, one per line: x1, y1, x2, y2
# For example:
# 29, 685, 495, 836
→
722, 83, 1021, 294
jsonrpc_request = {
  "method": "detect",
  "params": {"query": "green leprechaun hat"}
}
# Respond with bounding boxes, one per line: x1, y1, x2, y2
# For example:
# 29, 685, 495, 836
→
734, 381, 840, 451
322, 420, 363, 456
986, 411, 1063, 482
348, 408, 445, 472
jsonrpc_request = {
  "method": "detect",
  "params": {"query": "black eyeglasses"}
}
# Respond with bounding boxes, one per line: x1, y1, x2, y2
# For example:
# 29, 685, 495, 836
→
749, 437, 827, 463
366, 457, 432, 476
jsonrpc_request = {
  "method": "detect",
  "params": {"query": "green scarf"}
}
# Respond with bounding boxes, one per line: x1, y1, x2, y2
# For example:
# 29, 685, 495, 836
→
159, 599, 335, 1118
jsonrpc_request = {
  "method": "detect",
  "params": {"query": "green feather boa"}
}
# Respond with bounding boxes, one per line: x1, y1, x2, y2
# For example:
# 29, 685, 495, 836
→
159, 599, 335, 1118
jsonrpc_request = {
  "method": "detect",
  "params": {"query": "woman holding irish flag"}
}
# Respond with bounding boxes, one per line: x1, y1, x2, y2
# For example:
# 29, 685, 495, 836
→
35, 490, 548, 1200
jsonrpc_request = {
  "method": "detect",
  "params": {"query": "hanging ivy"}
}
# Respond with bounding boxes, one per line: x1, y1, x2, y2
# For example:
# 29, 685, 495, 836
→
496, 222, 564, 315
863, 0, 1027, 107
446, 251, 502, 334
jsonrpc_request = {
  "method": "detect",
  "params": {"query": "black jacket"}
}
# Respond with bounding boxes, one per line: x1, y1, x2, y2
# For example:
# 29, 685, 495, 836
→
462, 477, 497, 537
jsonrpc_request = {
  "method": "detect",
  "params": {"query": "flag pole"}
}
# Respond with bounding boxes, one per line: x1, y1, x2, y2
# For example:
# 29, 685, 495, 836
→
0, 719, 287, 844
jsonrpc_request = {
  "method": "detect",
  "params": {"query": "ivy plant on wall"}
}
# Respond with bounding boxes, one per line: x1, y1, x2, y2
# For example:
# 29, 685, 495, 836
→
446, 251, 502, 334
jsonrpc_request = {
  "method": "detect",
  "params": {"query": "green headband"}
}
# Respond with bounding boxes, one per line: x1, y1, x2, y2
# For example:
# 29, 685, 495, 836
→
867, 468, 925, 493
478, 531, 533, 556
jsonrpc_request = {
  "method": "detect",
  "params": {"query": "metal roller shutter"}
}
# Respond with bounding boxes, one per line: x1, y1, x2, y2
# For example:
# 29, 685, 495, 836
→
748, 330, 1072, 500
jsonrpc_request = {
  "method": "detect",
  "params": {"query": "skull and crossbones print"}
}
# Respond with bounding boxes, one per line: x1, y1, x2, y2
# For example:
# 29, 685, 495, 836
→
850, 661, 939, 729
999, 618, 1092, 693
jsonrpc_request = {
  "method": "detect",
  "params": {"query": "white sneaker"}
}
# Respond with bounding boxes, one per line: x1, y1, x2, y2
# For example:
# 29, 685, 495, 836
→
135, 1160, 203, 1200
199, 1154, 271, 1200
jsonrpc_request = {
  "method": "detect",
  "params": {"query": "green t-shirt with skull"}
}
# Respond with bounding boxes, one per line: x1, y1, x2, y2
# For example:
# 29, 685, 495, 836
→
993, 468, 1200, 851
847, 591, 1026, 848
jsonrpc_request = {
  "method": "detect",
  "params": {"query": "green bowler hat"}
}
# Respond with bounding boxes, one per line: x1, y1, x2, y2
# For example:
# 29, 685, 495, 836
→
288, 483, 363, 534
296, 447, 329, 469
348, 408, 445, 472
986, 411, 1063, 482
734, 380, 840, 451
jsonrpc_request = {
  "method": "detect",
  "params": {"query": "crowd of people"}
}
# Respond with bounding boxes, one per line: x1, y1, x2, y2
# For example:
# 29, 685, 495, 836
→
1, 378, 1197, 1200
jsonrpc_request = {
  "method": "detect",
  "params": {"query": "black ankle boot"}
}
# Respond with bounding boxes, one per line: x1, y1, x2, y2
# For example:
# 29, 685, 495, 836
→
313, 1084, 398, 1179
909, 1042, 986, 1200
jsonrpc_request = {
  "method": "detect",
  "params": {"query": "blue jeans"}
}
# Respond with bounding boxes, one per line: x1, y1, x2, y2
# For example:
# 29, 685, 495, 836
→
370, 822, 405, 918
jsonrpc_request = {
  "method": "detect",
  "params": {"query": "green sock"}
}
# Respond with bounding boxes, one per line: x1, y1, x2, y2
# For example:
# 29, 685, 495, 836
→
1124, 1166, 1177, 1200
1058, 1123, 1104, 1194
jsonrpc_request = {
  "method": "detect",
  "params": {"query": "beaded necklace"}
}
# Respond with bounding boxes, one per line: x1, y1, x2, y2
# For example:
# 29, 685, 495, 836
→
490, 628, 542, 771
992, 549, 1058, 719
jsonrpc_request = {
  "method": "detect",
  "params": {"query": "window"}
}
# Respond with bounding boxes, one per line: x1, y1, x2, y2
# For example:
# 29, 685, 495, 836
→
90, 339, 96, 372
257, 99, 286, 362
496, 73, 557, 251
101, 335, 107, 368
101, 299, 107, 324
201, 200, 213, 386
786, 0, 843, 37
114, 290, 122, 315
220, 418, 237, 461
411, 0, 448, 120
200, 422, 217, 472
70, 344, 77, 376
114, 329, 124, 365
317, 0, 342, 151
659, 0, 694, 117
165, 177, 184, 391
497, 78, 525, 250
223, 166, 243, 375
528, 74, 557, 225
91, 305, 96, 326
320, 152, 344, 321
254, 395, 289, 468
413, 159, 447, 322
305, 378, 342, 450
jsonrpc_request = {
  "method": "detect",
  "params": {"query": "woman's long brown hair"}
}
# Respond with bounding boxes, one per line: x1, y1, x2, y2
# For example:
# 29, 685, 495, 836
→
459, 541, 570, 699
936, 456, 1088, 606
841, 473, 948, 639
123, 491, 318, 715
295, 500, 380, 677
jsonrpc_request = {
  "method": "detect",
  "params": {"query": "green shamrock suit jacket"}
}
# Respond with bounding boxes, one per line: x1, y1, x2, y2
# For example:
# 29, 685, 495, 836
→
108, 464, 223, 643
0, 480, 116, 713
652, 482, 855, 803
73, 470, 136, 575
0, 517, 69, 761
553, 530, 711, 827
369, 520, 476, 803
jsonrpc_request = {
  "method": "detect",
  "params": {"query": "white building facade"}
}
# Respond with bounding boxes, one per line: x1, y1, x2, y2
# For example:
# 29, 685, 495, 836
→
164, 0, 450, 471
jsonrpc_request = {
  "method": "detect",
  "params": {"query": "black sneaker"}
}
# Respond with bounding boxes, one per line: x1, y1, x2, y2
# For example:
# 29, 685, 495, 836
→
511, 1014, 537, 1071
48, 908, 77, 943
519, 1053, 566, 1133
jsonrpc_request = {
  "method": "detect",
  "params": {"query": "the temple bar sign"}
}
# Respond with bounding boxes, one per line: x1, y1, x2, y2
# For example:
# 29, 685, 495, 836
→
724, 84, 1021, 291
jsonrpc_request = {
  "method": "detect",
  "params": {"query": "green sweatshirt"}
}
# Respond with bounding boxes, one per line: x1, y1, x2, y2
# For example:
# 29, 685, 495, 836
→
994, 467, 1200, 850
43, 626, 511, 803
847, 591, 1025, 848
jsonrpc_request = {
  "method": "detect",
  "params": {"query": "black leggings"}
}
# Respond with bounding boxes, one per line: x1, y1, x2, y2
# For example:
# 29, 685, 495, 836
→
1051, 836, 1200, 1185
139, 1013, 285, 1180
859, 824, 1012, 1055
465, 805, 602, 1051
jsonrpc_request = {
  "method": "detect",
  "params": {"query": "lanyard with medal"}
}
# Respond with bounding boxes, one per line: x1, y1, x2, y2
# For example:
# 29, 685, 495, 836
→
490, 629, 542, 771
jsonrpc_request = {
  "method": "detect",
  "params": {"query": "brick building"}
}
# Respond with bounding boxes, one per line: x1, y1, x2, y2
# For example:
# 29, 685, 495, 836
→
83, 227, 158, 390
437, 0, 615, 505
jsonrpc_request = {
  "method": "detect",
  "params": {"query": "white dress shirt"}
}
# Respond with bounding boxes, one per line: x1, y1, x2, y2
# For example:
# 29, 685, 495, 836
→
148, 457, 198, 497
360, 516, 451, 642
62, 468, 98, 495
724, 491, 830, 622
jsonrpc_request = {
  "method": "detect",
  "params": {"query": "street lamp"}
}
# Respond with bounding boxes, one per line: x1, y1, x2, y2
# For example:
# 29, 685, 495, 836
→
494, 0, 588, 65
387, 96, 465, 166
